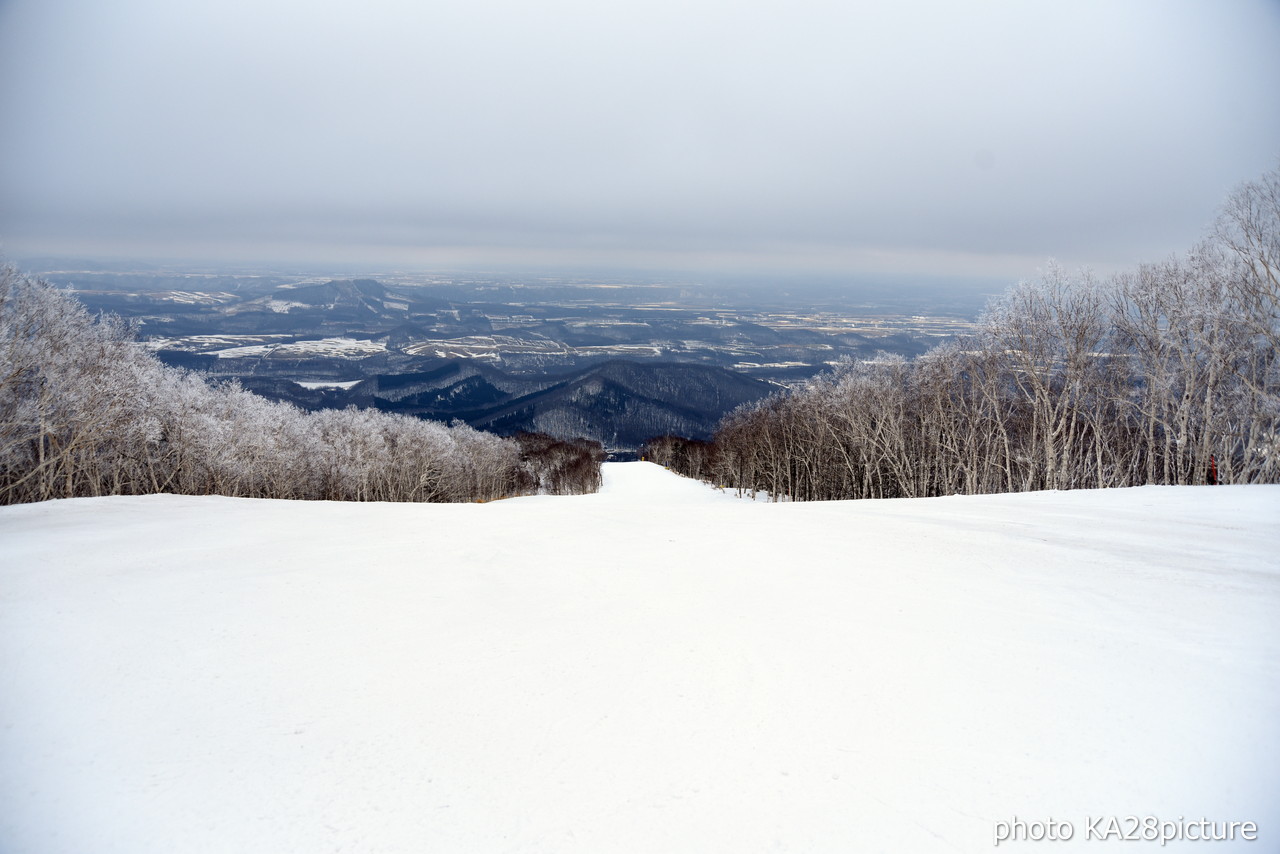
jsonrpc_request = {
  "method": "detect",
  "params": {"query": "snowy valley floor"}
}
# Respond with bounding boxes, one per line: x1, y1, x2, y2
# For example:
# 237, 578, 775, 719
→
1, 463, 1277, 853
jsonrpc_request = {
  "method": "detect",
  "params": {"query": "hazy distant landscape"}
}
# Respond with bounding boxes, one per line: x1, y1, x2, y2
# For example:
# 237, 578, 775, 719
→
44, 266, 990, 375
33, 265, 992, 448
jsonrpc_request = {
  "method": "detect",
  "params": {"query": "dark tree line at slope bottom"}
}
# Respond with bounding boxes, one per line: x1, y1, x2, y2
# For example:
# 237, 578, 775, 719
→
0, 270, 603, 505
644, 166, 1280, 500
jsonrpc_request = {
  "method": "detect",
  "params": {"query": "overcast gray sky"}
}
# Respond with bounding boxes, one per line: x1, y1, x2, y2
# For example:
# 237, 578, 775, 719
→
1, 0, 1277, 279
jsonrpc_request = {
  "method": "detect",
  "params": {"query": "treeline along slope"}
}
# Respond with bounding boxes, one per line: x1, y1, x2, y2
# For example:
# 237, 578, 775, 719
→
646, 165, 1280, 499
0, 269, 604, 505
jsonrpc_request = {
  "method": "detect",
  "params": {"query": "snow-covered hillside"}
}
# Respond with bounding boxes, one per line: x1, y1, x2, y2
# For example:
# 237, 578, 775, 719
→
2, 463, 1277, 853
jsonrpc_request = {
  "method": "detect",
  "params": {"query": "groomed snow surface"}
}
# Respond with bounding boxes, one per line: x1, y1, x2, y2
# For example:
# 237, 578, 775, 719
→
1, 463, 1277, 853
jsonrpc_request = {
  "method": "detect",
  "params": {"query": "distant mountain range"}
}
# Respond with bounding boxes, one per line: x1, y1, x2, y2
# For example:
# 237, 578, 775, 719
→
235, 358, 776, 449
53, 271, 976, 449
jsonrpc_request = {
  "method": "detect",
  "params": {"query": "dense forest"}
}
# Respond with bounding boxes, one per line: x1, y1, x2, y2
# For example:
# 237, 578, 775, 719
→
645, 166, 1280, 500
0, 269, 603, 505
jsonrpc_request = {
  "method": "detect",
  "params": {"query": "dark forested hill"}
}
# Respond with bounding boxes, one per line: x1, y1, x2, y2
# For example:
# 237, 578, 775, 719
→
240, 359, 775, 449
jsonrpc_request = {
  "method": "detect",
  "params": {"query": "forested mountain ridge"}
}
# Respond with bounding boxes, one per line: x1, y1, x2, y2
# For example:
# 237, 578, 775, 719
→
234, 358, 775, 449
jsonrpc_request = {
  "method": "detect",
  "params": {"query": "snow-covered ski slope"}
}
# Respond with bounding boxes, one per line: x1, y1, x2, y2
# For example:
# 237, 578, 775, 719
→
1, 462, 1277, 853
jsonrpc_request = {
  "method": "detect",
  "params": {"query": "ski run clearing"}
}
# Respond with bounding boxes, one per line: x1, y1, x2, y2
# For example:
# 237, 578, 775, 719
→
1, 462, 1277, 853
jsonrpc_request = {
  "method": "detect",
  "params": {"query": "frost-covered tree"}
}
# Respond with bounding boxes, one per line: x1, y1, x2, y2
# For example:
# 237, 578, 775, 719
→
659, 164, 1280, 500
0, 266, 595, 505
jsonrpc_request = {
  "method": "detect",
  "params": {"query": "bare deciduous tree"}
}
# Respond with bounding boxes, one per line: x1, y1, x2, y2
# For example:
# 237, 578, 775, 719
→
659, 165, 1280, 500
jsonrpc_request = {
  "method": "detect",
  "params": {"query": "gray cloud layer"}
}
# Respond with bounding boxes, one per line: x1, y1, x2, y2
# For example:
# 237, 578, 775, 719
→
2, 0, 1278, 278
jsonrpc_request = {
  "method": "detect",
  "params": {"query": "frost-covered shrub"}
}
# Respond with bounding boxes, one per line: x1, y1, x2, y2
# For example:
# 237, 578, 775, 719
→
515, 432, 606, 495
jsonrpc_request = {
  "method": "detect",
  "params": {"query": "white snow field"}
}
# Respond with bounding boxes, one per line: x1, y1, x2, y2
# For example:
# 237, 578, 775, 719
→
1, 462, 1277, 853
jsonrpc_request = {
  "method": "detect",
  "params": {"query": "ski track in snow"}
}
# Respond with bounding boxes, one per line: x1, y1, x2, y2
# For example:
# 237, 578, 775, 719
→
1, 463, 1277, 853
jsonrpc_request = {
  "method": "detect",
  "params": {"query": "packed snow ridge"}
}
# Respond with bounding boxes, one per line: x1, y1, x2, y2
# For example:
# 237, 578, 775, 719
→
2, 463, 1277, 853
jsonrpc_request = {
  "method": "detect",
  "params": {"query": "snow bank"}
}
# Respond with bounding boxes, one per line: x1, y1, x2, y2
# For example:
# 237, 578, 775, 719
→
1, 463, 1277, 853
